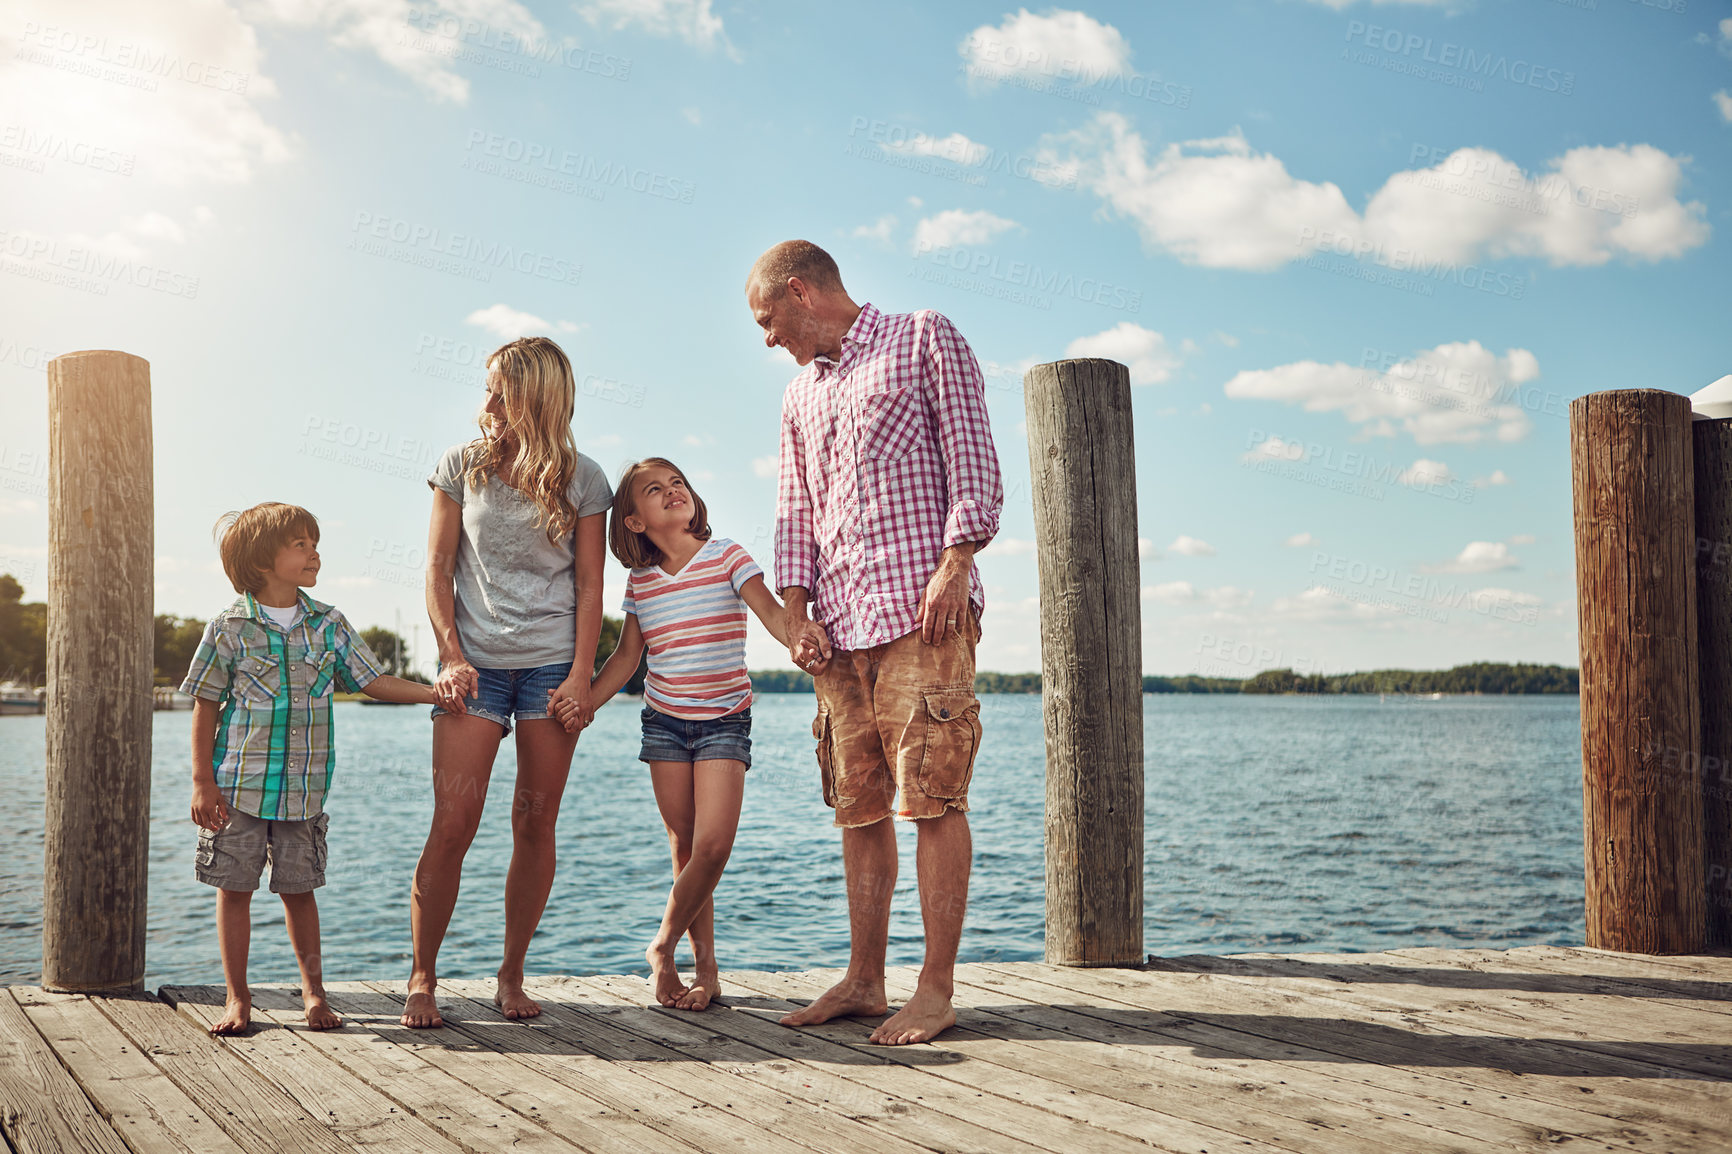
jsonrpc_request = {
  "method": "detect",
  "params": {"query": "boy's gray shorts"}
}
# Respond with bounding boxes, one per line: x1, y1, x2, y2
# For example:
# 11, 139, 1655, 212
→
196, 811, 329, 894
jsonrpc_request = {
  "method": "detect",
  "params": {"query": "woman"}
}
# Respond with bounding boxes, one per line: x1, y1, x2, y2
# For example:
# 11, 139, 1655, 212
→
401, 336, 611, 1029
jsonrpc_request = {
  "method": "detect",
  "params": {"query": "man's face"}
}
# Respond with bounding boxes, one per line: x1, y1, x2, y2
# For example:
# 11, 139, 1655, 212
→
748, 280, 820, 366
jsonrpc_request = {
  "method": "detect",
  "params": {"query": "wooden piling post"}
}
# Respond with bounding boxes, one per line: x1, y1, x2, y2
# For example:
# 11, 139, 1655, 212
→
1024, 358, 1144, 966
1570, 389, 1705, 954
43, 350, 154, 992
1692, 417, 1732, 948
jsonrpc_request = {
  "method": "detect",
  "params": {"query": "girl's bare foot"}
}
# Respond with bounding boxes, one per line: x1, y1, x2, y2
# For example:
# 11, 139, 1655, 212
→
211, 996, 251, 1035
400, 988, 443, 1029
646, 943, 688, 1007
674, 969, 720, 1011
494, 973, 542, 1020
303, 992, 342, 1031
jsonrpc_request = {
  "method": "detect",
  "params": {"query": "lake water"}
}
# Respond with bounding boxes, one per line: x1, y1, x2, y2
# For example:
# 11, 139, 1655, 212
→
0, 693, 1585, 989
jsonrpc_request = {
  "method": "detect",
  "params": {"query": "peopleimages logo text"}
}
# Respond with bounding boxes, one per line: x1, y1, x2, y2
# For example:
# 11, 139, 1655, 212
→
348, 212, 581, 285
1343, 21, 1575, 94
911, 242, 1141, 313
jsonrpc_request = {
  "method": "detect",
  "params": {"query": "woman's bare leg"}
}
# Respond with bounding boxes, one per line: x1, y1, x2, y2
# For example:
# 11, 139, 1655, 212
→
495, 717, 579, 1019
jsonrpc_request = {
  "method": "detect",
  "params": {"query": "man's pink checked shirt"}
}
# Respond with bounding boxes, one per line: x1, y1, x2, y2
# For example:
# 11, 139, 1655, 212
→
774, 303, 1004, 652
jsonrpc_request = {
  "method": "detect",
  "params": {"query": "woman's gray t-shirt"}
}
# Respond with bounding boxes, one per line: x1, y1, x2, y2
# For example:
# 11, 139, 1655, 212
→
428, 444, 613, 669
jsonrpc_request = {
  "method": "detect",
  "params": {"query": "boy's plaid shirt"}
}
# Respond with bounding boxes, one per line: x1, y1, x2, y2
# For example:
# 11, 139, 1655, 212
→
180, 591, 386, 820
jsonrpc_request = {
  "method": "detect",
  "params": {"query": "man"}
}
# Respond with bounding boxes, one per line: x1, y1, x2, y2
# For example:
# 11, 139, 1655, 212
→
747, 239, 1002, 1045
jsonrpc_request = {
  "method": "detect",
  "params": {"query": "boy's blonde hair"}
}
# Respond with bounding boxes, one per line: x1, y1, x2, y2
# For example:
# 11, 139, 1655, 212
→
609, 457, 711, 569
464, 336, 580, 543
216, 503, 319, 594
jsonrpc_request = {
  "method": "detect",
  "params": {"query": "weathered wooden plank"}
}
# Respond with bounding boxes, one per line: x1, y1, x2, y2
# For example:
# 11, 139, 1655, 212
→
328, 983, 682, 1154
1692, 416, 1732, 950
1036, 963, 1732, 1146
236, 985, 592, 1154
0, 989, 132, 1154
566, 973, 1139, 1154
1565, 945, 1732, 980
957, 963, 1682, 1154
161, 985, 466, 1154
1382, 947, 1732, 1018
13, 988, 243, 1154
93, 993, 354, 1154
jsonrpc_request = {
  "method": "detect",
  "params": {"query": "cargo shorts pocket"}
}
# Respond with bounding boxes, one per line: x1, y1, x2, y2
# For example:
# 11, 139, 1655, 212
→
814, 706, 838, 808
918, 689, 981, 799
311, 812, 330, 876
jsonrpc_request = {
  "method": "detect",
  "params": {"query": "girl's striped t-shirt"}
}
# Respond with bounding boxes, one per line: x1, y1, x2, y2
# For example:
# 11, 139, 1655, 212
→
622, 537, 763, 720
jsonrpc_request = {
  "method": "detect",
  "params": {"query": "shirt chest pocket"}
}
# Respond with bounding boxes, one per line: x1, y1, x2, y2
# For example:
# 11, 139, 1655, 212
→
857, 387, 927, 463
232, 655, 282, 705
290, 650, 338, 699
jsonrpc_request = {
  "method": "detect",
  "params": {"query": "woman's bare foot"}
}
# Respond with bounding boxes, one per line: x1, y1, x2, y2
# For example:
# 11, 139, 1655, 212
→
210, 995, 251, 1036
674, 967, 721, 1011
400, 988, 444, 1029
778, 975, 887, 1027
494, 973, 542, 1020
303, 991, 342, 1031
868, 986, 955, 1045
646, 943, 688, 1007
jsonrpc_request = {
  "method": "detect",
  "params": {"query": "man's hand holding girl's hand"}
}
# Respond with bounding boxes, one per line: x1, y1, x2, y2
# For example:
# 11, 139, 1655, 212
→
190, 779, 229, 831
791, 621, 833, 676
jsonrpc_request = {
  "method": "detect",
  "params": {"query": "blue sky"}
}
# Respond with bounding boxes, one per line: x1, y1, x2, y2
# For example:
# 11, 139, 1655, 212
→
1, 0, 1727, 677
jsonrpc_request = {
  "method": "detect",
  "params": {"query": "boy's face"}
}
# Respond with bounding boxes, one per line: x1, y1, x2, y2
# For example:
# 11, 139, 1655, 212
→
264, 529, 320, 590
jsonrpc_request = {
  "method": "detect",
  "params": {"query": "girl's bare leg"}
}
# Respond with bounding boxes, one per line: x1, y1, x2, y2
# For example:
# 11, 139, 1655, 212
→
648, 759, 745, 1011
496, 717, 579, 1019
404, 713, 505, 1028
646, 760, 695, 1006
212, 888, 252, 1035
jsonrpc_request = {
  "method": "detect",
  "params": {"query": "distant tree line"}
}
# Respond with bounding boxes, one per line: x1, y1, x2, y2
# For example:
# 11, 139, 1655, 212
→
1238, 662, 1578, 695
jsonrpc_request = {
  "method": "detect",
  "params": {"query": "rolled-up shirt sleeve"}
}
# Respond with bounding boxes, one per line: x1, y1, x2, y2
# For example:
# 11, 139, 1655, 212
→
773, 398, 818, 593
924, 313, 1003, 551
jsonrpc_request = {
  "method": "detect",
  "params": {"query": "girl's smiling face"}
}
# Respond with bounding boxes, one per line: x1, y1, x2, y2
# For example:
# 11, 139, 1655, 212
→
625, 464, 692, 535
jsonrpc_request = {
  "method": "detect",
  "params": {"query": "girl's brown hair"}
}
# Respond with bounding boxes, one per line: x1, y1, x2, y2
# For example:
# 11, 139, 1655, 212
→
215, 503, 319, 594
609, 457, 710, 569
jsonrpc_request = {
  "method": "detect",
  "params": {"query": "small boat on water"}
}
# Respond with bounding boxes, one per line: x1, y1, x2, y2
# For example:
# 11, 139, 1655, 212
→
0, 682, 45, 715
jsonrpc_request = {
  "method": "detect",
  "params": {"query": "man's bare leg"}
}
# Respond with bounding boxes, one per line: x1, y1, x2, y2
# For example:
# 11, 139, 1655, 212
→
871, 807, 969, 1045
781, 815, 896, 1026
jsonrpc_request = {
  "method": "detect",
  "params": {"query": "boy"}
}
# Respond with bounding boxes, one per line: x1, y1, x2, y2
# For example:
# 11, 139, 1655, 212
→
181, 502, 445, 1034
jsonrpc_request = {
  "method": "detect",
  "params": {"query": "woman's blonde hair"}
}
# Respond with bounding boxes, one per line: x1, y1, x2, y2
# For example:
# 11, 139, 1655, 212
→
609, 457, 711, 568
463, 336, 580, 542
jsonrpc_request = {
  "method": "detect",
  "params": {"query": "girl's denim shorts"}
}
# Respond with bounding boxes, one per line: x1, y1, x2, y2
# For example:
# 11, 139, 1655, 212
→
430, 661, 571, 735
639, 704, 752, 768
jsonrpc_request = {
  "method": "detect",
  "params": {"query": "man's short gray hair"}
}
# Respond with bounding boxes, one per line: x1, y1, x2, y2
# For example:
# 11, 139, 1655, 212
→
747, 240, 844, 300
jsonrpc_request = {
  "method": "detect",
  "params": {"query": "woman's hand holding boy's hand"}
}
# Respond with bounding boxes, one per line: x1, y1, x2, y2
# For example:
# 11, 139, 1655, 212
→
190, 778, 229, 831
434, 657, 478, 713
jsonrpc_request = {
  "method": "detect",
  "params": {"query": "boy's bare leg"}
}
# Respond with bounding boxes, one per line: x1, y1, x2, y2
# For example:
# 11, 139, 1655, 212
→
780, 816, 895, 1026
405, 713, 503, 1028
281, 891, 340, 1030
656, 760, 744, 1011
212, 888, 253, 1035
871, 806, 969, 1045
496, 718, 577, 1019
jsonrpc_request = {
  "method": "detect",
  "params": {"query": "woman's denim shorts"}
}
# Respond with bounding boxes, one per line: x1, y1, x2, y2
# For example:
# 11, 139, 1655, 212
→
430, 661, 571, 735
639, 705, 752, 768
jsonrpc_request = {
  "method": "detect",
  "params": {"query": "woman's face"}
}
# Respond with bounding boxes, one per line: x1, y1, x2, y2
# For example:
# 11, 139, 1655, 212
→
482, 369, 511, 441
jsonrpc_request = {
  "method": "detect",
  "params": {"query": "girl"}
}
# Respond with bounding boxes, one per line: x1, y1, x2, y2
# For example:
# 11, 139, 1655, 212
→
402, 336, 613, 1030
583, 457, 826, 1010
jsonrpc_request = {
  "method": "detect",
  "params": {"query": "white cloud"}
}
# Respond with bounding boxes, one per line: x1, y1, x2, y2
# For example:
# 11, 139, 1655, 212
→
751, 454, 778, 478
1715, 91, 1732, 124
1224, 341, 1539, 445
1426, 541, 1518, 574
912, 209, 1020, 253
1302, 0, 1454, 8
960, 9, 1130, 85
1397, 459, 1454, 488
885, 131, 992, 167
578, 0, 734, 57
993, 537, 1038, 556
1144, 581, 1252, 608
1478, 469, 1511, 486
681, 106, 703, 126
1064, 323, 1183, 385
1509, 533, 1536, 545
1138, 537, 1159, 560
1169, 535, 1216, 557
1213, 331, 1239, 348
1144, 580, 1194, 604
852, 215, 896, 244
1042, 114, 1710, 270
1284, 532, 1318, 548
465, 303, 557, 338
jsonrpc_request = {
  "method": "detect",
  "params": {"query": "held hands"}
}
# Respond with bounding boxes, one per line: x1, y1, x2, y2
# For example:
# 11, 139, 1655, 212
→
788, 617, 833, 677
546, 676, 594, 735
190, 778, 229, 831
434, 656, 476, 715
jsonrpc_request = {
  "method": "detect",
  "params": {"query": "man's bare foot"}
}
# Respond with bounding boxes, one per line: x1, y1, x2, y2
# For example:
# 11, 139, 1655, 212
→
646, 943, 688, 1007
303, 992, 342, 1031
779, 976, 887, 1027
210, 996, 250, 1036
869, 986, 955, 1045
494, 974, 542, 1020
400, 989, 443, 1029
673, 968, 720, 1011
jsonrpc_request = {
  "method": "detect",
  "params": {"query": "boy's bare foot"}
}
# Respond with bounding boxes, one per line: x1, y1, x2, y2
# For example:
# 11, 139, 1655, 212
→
210, 996, 251, 1036
869, 987, 956, 1046
494, 975, 542, 1020
779, 975, 887, 1027
400, 989, 443, 1029
646, 943, 688, 1007
674, 968, 721, 1011
303, 992, 342, 1031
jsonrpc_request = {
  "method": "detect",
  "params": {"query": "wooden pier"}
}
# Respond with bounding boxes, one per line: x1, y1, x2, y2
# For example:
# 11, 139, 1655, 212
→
3, 946, 1729, 1153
